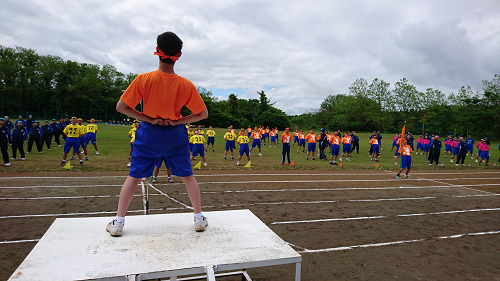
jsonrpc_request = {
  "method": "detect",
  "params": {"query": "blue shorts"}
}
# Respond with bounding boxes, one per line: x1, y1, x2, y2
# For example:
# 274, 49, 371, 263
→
247, 132, 251, 138
265, 133, 269, 140
294, 136, 299, 143
225, 140, 234, 151
480, 151, 489, 160
63, 137, 81, 154
394, 146, 400, 156
130, 123, 192, 178
299, 139, 305, 147
192, 143, 205, 157
331, 144, 340, 156
130, 143, 134, 149
188, 142, 193, 152
308, 142, 316, 152
207, 137, 215, 145
453, 147, 459, 155
271, 136, 276, 143
343, 143, 351, 153
155, 156, 169, 168
445, 145, 452, 152
372, 144, 380, 154
466, 145, 473, 153
423, 144, 429, 152
86, 132, 97, 145
252, 139, 261, 148
416, 143, 423, 150
239, 143, 249, 156
79, 136, 87, 148
401, 155, 412, 169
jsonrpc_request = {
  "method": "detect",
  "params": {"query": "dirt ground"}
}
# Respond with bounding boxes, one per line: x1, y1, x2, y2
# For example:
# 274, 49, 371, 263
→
1, 169, 499, 281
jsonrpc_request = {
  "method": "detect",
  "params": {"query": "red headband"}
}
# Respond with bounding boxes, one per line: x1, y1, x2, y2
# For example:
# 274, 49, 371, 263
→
154, 47, 182, 62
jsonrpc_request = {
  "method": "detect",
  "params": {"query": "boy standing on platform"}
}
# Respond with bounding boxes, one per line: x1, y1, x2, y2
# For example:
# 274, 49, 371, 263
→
281, 128, 292, 165
236, 131, 250, 166
107, 32, 208, 236
305, 129, 317, 160
205, 125, 216, 152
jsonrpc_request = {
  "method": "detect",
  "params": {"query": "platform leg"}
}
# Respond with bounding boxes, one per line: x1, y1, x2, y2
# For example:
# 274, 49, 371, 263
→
169, 277, 177, 281
295, 262, 301, 281
205, 266, 216, 281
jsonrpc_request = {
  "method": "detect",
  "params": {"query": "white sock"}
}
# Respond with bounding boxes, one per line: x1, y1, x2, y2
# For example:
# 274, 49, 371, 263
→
115, 216, 125, 224
194, 212, 204, 220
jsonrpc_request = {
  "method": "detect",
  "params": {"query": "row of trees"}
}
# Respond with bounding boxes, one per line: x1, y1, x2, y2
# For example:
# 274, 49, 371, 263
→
0, 45, 289, 128
290, 76, 500, 139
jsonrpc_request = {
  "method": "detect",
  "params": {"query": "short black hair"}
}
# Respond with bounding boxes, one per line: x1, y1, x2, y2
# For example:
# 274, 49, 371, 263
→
157, 32, 183, 64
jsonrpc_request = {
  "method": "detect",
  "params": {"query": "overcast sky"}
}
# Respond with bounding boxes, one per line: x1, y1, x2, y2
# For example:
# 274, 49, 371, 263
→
1, 0, 499, 115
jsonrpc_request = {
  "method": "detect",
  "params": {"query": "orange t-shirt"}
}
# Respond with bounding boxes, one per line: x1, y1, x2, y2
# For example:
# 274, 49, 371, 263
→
401, 145, 412, 156
251, 132, 261, 139
298, 133, 305, 139
342, 136, 352, 144
265, 129, 270, 134
330, 135, 340, 145
270, 131, 276, 137
369, 138, 379, 145
293, 132, 299, 137
120, 70, 206, 120
247, 128, 252, 133
305, 133, 317, 143
282, 133, 292, 143
239, 130, 246, 136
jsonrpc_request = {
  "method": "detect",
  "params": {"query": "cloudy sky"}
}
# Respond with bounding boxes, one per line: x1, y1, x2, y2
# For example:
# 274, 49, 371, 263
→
1, 0, 499, 115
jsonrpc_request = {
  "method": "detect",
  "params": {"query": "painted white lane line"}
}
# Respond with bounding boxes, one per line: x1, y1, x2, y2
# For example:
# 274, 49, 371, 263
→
147, 182, 192, 210
298, 230, 500, 253
0, 239, 41, 244
0, 208, 186, 219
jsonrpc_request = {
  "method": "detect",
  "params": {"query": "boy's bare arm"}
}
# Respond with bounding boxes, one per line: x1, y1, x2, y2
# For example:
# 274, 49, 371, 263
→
116, 100, 164, 125
166, 108, 208, 126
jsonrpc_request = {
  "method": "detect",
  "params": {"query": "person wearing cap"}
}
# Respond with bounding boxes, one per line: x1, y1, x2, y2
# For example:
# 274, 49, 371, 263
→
86, 118, 99, 155
4, 116, 14, 132
477, 139, 490, 166
17, 115, 25, 127
464, 135, 475, 158
72, 118, 89, 161
27, 120, 43, 154
318, 128, 327, 160
50, 119, 61, 146
11, 120, 28, 161
61, 117, 85, 166
41, 120, 53, 150
26, 115, 35, 131
0, 118, 12, 166
350, 131, 359, 154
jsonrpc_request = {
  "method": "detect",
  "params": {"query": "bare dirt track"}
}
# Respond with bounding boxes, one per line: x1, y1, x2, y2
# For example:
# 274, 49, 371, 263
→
1, 169, 500, 281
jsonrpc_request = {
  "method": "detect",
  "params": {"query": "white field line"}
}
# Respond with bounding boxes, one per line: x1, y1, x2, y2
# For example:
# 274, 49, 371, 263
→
0, 239, 41, 244
271, 207, 500, 225
298, 230, 500, 253
0, 208, 186, 219
0, 194, 160, 200
0, 184, 123, 189
1, 171, 499, 180
425, 177, 495, 195
147, 182, 192, 210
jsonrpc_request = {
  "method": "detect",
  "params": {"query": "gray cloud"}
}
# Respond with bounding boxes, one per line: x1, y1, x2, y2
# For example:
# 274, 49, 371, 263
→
1, 0, 499, 115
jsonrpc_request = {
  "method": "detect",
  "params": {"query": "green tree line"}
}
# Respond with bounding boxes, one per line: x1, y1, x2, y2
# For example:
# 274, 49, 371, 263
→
290, 76, 500, 139
0, 45, 290, 128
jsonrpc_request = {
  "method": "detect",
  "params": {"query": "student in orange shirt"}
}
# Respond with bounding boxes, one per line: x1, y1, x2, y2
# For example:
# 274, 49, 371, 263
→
329, 131, 341, 165
305, 129, 317, 160
259, 126, 266, 146
397, 138, 413, 179
340, 132, 352, 161
297, 130, 306, 153
292, 128, 299, 147
275, 127, 280, 144
269, 129, 277, 147
107, 32, 208, 236
246, 125, 252, 138
369, 135, 380, 162
326, 130, 332, 153
265, 126, 271, 144
250, 127, 263, 156
281, 128, 292, 165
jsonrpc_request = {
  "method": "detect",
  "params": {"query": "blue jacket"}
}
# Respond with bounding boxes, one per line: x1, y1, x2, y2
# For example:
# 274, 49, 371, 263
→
12, 127, 28, 142
29, 126, 42, 137
0, 125, 11, 143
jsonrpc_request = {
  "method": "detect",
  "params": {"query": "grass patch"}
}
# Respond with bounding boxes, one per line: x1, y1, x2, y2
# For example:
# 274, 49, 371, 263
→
1, 125, 498, 172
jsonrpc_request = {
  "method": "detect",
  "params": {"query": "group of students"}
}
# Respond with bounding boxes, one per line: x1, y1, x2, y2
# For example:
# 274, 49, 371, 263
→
0, 115, 99, 167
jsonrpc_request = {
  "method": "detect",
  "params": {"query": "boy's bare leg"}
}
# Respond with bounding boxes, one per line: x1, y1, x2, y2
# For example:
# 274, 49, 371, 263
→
181, 175, 202, 213
117, 176, 142, 216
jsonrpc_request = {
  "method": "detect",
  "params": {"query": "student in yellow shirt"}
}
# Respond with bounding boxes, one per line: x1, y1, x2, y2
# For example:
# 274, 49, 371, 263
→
236, 133, 250, 166
197, 126, 205, 135
86, 118, 99, 155
126, 121, 139, 167
72, 118, 89, 161
190, 129, 207, 166
223, 127, 236, 160
60, 117, 85, 166
205, 125, 216, 152
187, 126, 195, 153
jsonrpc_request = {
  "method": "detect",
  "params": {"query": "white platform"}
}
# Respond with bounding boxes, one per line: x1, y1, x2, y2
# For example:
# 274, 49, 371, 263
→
9, 209, 301, 281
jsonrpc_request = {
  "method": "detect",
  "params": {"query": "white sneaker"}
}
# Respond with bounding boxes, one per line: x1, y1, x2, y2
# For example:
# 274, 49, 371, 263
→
237, 161, 240, 165
38, 151, 42, 154
96, 151, 99, 155
11, 158, 16, 160
456, 164, 459, 166
203, 162, 207, 167
48, 149, 51, 151
395, 162, 398, 165
195, 217, 208, 232
471, 156, 474, 159
126, 162, 131, 167
475, 159, 478, 162
339, 157, 342, 161
258, 153, 262, 156
346, 158, 350, 161
152, 177, 157, 183
5, 163, 11, 167
450, 159, 453, 162
270, 145, 271, 147
21, 158, 25, 160
168, 177, 174, 183
106, 220, 124, 237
